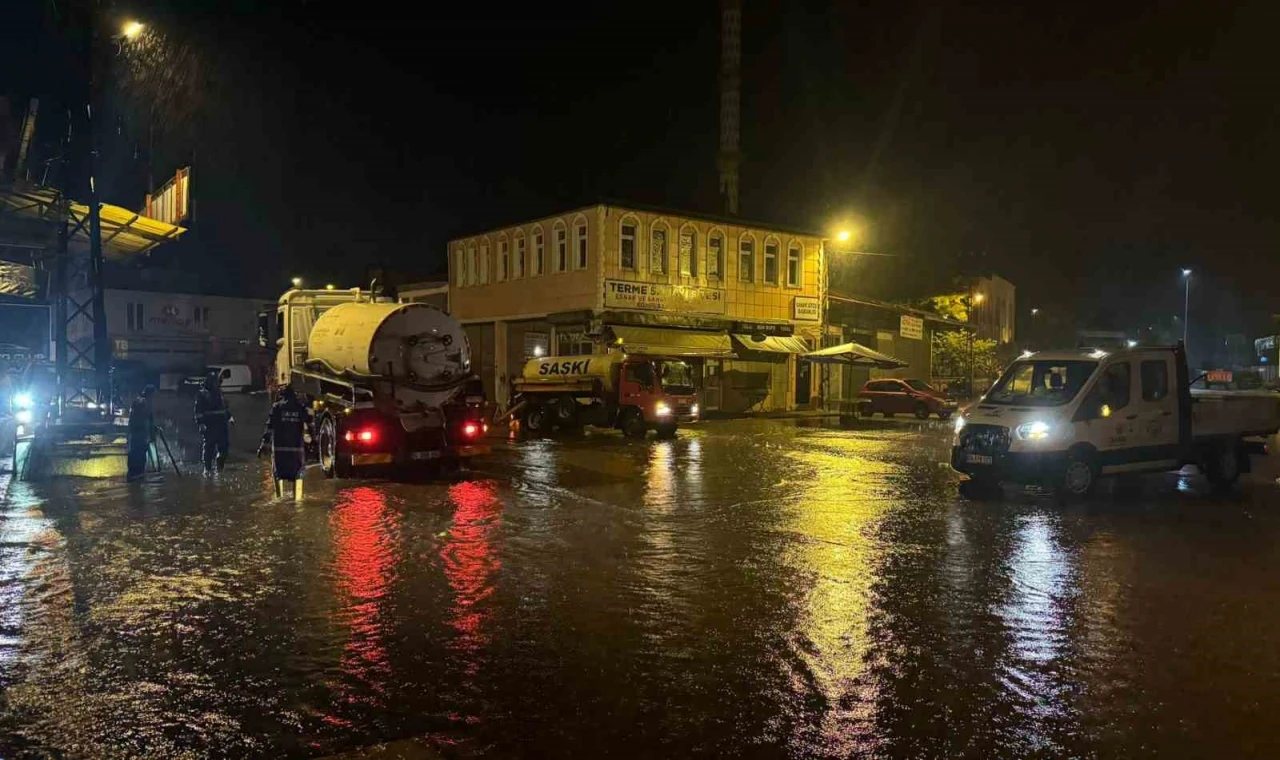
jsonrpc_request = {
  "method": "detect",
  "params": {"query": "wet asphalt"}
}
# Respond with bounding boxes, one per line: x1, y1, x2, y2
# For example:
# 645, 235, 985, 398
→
3, 398, 1280, 758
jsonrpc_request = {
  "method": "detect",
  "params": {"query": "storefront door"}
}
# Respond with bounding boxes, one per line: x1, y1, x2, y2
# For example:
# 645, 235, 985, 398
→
702, 360, 722, 411
794, 356, 811, 406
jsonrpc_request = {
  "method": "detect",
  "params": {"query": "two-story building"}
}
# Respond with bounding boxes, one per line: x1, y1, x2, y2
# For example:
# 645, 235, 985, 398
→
448, 202, 826, 413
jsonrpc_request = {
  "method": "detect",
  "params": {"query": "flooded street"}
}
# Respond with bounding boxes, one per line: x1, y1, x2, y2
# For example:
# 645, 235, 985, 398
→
3, 412, 1280, 758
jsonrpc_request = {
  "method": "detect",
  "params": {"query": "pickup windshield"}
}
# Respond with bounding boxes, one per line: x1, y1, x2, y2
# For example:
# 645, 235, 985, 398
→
985, 360, 1097, 407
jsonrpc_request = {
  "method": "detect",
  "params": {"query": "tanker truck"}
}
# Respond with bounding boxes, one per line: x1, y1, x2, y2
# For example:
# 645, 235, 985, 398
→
274, 287, 488, 477
511, 353, 699, 438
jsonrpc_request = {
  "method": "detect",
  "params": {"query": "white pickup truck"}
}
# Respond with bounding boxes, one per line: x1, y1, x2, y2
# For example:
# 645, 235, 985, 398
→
952, 343, 1280, 495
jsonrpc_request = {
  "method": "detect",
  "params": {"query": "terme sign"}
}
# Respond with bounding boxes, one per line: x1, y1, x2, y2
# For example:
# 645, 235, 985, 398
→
603, 279, 725, 315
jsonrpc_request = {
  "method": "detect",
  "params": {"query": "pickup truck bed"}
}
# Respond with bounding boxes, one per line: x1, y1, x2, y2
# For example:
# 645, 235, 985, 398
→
1191, 389, 1280, 439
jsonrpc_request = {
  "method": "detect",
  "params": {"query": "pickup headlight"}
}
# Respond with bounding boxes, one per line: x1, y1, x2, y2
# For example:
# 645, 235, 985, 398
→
690, 403, 699, 416
654, 402, 672, 417
15, 410, 34, 425
953, 415, 966, 435
13, 392, 33, 410
1015, 420, 1054, 441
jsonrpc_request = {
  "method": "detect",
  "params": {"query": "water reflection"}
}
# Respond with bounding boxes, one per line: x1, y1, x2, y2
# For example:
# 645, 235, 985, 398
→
330, 486, 400, 711
443, 480, 501, 675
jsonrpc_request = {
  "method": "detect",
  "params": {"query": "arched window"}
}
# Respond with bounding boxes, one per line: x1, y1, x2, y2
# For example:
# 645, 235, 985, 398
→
467, 243, 478, 286
553, 220, 569, 272
763, 235, 781, 285
571, 214, 589, 270
649, 218, 670, 275
738, 232, 756, 283
619, 214, 641, 270
454, 246, 466, 287
496, 232, 510, 282
678, 223, 698, 278
786, 240, 803, 287
531, 224, 545, 276
479, 237, 490, 284
706, 227, 725, 280
513, 230, 526, 279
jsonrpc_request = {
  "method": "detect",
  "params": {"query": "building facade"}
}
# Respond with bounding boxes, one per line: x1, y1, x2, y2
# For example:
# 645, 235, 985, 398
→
69, 287, 274, 385
448, 203, 826, 413
969, 274, 1016, 345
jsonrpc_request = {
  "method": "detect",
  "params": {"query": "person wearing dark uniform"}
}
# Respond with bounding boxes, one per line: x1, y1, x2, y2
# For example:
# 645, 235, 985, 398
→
194, 373, 233, 474
127, 385, 155, 481
258, 385, 312, 498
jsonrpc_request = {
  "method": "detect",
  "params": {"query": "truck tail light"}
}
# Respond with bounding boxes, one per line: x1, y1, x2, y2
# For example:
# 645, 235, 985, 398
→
463, 422, 479, 438
344, 428, 378, 444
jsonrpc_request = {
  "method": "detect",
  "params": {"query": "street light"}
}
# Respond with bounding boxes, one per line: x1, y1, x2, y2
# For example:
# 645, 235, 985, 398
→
1030, 308, 1039, 316
122, 20, 145, 39
325, 283, 336, 290
1181, 268, 1192, 346
291, 277, 303, 288
836, 230, 851, 243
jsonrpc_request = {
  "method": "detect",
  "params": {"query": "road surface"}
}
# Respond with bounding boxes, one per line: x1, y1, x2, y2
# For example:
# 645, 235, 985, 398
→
3, 411, 1280, 758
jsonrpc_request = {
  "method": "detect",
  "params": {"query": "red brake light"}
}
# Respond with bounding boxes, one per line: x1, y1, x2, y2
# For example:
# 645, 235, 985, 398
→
358, 429, 376, 443
463, 422, 479, 437
343, 430, 353, 442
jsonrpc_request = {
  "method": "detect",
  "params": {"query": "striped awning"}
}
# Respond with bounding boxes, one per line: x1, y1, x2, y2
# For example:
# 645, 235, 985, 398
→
610, 325, 734, 358
731, 334, 811, 354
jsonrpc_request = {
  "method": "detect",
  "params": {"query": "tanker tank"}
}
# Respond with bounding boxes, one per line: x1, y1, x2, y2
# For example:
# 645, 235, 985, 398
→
307, 302, 470, 389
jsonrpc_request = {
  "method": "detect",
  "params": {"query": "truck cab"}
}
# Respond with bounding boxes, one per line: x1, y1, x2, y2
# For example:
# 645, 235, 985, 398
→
514, 354, 699, 438
953, 343, 1280, 496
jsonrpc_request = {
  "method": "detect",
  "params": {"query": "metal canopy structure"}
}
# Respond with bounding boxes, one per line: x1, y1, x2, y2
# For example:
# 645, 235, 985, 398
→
610, 326, 735, 358
802, 341, 909, 369
732, 334, 810, 354
0, 185, 186, 259
0, 181, 187, 409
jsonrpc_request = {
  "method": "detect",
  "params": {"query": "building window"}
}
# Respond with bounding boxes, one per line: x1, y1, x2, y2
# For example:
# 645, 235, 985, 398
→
650, 226, 668, 274
787, 244, 802, 287
467, 244, 478, 286
558, 331, 593, 356
498, 239, 509, 281
524, 331, 549, 359
193, 305, 201, 327
133, 303, 144, 331
127, 303, 135, 331
763, 241, 779, 285
455, 249, 465, 287
479, 242, 490, 283
739, 238, 754, 283
708, 233, 723, 278
679, 227, 697, 277
514, 234, 526, 279
575, 223, 588, 269
554, 222, 568, 272
620, 222, 637, 270
534, 231, 545, 275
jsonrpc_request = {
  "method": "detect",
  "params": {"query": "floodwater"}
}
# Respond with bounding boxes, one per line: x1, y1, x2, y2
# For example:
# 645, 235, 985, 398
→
3, 410, 1280, 758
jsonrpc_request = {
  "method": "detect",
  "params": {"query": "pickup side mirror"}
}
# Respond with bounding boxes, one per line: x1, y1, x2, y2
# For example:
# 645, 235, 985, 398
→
1189, 371, 1207, 388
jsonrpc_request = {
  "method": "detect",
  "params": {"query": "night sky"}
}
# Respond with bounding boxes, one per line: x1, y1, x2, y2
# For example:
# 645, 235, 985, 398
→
5, 0, 1280, 342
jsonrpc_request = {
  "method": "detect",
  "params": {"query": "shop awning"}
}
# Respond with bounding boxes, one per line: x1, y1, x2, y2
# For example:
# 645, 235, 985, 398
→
610, 325, 734, 358
802, 341, 909, 368
731, 334, 811, 354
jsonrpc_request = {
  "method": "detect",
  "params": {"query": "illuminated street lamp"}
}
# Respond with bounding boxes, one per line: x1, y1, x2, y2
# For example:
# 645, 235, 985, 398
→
122, 20, 145, 39
836, 230, 852, 243
291, 276, 303, 288
325, 283, 336, 290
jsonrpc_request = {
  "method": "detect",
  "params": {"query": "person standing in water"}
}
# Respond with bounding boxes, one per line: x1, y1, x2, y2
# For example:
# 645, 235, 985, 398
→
126, 385, 155, 481
194, 373, 233, 474
258, 385, 312, 498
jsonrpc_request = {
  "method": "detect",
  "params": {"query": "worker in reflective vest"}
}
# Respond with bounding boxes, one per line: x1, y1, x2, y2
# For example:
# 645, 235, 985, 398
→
194, 373, 233, 474
258, 385, 312, 498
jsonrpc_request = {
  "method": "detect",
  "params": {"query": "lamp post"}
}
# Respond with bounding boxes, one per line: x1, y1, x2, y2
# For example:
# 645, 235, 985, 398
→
966, 290, 984, 398
1181, 269, 1192, 347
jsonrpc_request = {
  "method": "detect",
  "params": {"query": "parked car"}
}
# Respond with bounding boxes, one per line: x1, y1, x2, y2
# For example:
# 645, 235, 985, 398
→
182, 364, 254, 393
857, 378, 958, 420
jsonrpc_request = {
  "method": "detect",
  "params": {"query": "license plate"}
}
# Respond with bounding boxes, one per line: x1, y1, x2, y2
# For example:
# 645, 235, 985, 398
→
411, 450, 442, 461
966, 453, 993, 465
352, 453, 394, 466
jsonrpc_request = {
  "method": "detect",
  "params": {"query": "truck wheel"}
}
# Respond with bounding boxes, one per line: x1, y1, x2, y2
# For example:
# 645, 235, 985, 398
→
622, 409, 647, 438
655, 423, 678, 439
524, 404, 549, 434
1058, 449, 1098, 498
914, 403, 930, 420
318, 415, 340, 478
1206, 442, 1241, 487
554, 396, 579, 426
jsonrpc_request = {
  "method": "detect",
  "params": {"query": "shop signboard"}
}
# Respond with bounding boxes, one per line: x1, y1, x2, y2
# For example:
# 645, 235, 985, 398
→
604, 279, 725, 315
899, 314, 924, 340
731, 321, 794, 337
793, 296, 820, 322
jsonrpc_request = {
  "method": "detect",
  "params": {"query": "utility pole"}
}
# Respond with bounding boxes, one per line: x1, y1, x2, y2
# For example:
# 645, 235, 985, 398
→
718, 0, 741, 216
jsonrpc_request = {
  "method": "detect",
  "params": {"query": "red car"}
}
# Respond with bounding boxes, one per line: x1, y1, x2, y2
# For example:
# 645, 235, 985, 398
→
856, 378, 958, 420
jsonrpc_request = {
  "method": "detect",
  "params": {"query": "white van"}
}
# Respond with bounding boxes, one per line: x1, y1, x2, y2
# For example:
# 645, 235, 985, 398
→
952, 344, 1280, 496
184, 364, 254, 393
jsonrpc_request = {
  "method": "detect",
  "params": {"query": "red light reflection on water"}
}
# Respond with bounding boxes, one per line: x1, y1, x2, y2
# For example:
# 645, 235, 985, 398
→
443, 480, 501, 672
329, 486, 399, 713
